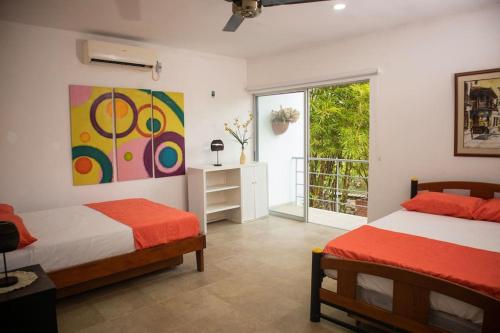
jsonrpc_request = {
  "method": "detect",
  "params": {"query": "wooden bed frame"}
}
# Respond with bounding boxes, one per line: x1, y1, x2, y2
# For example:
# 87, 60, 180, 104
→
49, 234, 206, 298
310, 179, 500, 333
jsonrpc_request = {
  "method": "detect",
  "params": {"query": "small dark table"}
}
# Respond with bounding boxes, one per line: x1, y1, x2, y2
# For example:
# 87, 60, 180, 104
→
0, 264, 58, 333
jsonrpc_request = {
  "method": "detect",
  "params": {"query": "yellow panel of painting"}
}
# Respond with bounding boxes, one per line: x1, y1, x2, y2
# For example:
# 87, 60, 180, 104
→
151, 91, 186, 177
114, 88, 153, 181
69, 85, 114, 185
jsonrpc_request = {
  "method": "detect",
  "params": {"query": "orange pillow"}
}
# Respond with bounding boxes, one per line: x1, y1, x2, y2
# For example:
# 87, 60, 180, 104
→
473, 199, 500, 223
401, 192, 484, 219
0, 204, 14, 214
0, 213, 37, 248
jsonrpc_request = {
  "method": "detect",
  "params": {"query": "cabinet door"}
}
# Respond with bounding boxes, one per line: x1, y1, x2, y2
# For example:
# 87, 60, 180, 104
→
254, 164, 269, 219
240, 166, 256, 222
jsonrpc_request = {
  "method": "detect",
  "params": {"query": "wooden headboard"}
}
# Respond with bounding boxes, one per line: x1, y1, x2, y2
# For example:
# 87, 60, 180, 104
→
410, 179, 500, 199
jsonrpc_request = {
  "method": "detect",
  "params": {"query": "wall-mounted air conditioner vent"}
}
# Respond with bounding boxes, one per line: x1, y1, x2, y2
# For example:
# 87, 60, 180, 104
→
82, 40, 157, 71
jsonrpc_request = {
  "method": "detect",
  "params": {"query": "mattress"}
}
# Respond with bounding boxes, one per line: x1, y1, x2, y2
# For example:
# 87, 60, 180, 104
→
356, 286, 481, 333
1, 206, 135, 273
325, 210, 500, 325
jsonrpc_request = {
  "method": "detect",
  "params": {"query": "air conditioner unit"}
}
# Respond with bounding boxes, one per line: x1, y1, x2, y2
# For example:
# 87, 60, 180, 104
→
82, 40, 157, 71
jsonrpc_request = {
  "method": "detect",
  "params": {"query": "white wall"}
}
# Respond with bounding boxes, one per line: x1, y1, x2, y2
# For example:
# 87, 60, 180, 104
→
257, 92, 305, 208
0, 21, 251, 212
248, 6, 500, 221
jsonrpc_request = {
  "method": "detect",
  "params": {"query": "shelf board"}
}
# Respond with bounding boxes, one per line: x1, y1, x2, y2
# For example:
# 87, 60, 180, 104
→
205, 184, 240, 193
206, 203, 240, 214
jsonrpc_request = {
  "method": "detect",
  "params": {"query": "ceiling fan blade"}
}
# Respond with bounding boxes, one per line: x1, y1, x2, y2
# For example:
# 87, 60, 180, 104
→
114, 0, 142, 21
261, 0, 330, 7
223, 14, 245, 32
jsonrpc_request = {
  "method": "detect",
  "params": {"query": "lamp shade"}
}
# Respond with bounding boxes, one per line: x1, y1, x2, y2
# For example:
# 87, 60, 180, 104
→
0, 221, 19, 253
0, 221, 20, 288
211, 140, 224, 152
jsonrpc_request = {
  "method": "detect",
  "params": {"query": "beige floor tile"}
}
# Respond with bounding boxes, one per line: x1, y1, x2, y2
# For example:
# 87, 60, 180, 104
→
158, 288, 234, 321
56, 216, 349, 333
262, 307, 352, 333
137, 264, 230, 304
80, 303, 185, 333
91, 286, 154, 320
173, 308, 268, 333
57, 301, 105, 332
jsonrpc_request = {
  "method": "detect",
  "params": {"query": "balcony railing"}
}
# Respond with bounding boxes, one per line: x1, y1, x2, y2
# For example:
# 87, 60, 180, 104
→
292, 157, 368, 217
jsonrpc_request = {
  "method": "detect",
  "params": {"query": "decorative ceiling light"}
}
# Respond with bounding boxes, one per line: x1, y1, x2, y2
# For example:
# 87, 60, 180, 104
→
333, 3, 346, 11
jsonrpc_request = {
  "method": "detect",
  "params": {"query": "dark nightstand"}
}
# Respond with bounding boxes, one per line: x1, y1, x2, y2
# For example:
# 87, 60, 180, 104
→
0, 264, 58, 333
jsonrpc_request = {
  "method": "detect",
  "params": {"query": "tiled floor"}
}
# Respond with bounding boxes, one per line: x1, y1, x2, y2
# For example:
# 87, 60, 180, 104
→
270, 202, 367, 231
57, 216, 353, 332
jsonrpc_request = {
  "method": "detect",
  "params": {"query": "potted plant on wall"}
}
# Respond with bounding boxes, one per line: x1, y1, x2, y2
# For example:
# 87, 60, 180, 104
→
224, 112, 253, 164
271, 106, 300, 135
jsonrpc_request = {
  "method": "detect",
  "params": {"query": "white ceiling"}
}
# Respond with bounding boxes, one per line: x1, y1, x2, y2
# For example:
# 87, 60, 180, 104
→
0, 0, 498, 59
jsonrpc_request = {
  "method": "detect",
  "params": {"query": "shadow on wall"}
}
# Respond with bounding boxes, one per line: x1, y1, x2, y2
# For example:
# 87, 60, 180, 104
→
75, 39, 85, 64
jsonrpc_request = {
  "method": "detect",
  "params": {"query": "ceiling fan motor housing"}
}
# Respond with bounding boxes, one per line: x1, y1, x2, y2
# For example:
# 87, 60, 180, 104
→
233, 0, 262, 18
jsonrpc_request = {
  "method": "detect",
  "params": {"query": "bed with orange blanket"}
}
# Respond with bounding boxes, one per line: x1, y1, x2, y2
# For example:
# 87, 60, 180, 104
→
310, 180, 500, 333
86, 198, 200, 250
3, 198, 205, 297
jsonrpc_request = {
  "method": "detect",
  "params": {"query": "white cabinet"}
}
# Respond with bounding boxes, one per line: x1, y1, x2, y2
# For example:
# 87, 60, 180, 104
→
187, 163, 268, 234
241, 164, 268, 222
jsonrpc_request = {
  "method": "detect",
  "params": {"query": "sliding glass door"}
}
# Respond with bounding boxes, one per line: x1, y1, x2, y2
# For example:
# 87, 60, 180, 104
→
255, 80, 370, 229
255, 91, 306, 220
307, 82, 369, 229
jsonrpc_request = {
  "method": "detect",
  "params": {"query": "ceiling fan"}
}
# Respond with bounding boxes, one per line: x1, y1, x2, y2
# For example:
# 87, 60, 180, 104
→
223, 0, 330, 32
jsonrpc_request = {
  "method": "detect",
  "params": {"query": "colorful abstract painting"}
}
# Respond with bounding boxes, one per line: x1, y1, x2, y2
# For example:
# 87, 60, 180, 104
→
114, 88, 153, 181
69, 85, 114, 185
150, 91, 186, 177
70, 86, 185, 184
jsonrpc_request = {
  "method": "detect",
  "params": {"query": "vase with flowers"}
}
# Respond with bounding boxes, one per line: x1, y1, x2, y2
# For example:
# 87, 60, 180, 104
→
224, 112, 253, 165
271, 106, 300, 135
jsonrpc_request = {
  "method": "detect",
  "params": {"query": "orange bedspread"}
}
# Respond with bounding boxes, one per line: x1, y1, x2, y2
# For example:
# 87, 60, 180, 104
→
86, 198, 200, 250
324, 225, 500, 299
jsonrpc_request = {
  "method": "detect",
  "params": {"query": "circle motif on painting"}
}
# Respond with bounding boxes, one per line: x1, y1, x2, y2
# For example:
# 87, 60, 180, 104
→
147, 118, 162, 133
114, 99, 130, 119
72, 145, 113, 183
155, 132, 184, 175
74, 157, 93, 174
80, 131, 91, 143
90, 92, 137, 139
124, 151, 133, 161
136, 104, 166, 138
158, 147, 177, 168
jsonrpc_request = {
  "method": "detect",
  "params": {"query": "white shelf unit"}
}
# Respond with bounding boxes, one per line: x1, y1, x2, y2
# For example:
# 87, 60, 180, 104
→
187, 163, 268, 234
205, 184, 240, 193
206, 203, 241, 214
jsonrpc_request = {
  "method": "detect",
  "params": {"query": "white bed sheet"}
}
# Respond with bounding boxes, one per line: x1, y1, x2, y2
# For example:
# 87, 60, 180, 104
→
1, 206, 135, 273
325, 210, 500, 324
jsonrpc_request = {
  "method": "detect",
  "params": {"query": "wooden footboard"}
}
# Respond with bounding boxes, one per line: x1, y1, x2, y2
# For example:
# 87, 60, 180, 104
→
310, 250, 500, 333
50, 234, 206, 298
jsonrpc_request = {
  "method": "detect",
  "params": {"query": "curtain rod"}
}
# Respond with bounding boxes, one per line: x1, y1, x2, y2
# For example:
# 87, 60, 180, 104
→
246, 68, 380, 94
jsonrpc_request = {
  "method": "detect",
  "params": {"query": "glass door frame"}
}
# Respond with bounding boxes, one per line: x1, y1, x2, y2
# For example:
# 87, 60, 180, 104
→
254, 89, 310, 222
253, 76, 373, 224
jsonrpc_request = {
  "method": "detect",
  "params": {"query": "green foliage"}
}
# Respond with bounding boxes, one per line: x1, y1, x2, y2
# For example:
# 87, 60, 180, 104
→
309, 82, 370, 214
310, 82, 369, 160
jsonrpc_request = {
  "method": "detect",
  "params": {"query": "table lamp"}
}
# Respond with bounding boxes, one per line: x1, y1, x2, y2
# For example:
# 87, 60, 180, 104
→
210, 140, 224, 166
0, 221, 19, 287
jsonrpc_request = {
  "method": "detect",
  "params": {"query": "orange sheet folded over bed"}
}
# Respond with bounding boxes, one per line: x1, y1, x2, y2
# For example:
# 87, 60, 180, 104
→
324, 225, 500, 299
87, 198, 200, 250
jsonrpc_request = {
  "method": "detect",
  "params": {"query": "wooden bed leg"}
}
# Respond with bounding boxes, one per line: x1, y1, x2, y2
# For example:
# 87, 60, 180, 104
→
310, 248, 323, 322
196, 249, 204, 272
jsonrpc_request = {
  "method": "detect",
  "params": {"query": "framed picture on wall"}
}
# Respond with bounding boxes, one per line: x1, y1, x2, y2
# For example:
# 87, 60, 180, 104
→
454, 68, 500, 157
